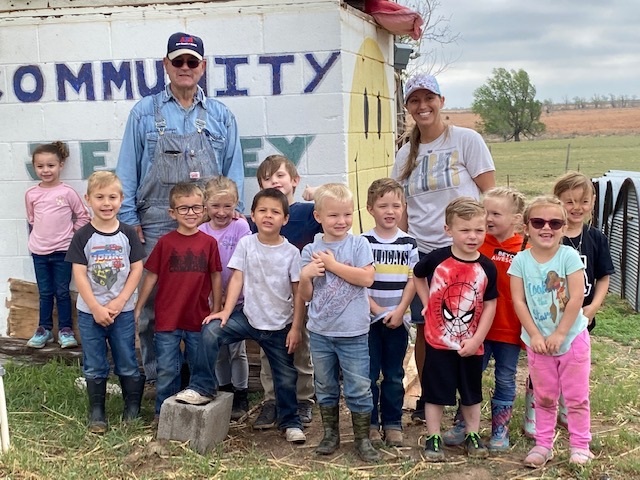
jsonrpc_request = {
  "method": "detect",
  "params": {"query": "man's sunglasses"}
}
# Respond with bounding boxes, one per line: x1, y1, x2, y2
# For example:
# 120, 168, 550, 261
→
170, 58, 201, 69
528, 218, 565, 230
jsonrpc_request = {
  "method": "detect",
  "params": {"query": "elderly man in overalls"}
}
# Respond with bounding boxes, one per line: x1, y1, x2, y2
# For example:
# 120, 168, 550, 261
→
116, 32, 244, 390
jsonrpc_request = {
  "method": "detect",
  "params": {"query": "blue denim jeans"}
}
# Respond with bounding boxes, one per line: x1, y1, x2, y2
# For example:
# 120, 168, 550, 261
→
309, 332, 373, 414
77, 310, 140, 379
189, 309, 301, 430
155, 330, 201, 414
482, 339, 521, 406
32, 252, 73, 330
369, 321, 408, 430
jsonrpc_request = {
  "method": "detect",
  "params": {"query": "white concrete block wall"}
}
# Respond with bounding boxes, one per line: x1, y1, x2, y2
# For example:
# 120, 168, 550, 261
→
0, 0, 394, 334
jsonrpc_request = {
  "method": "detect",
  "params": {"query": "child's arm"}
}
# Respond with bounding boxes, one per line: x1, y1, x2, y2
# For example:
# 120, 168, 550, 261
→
72, 263, 117, 327
546, 269, 585, 354
459, 298, 496, 357
210, 271, 222, 313
583, 275, 610, 322
511, 275, 547, 354
105, 260, 143, 314
414, 276, 430, 316
133, 269, 158, 322
317, 249, 374, 287
382, 277, 416, 329
68, 190, 91, 230
299, 256, 324, 302
286, 282, 303, 354
204, 269, 243, 326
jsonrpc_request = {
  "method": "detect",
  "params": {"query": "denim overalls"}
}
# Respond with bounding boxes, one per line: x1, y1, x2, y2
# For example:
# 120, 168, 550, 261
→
136, 96, 220, 247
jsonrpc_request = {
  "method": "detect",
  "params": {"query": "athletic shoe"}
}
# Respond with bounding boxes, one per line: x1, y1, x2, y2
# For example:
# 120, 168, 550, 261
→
175, 388, 214, 405
442, 421, 466, 446
27, 327, 53, 349
285, 427, 306, 444
297, 401, 313, 424
423, 434, 445, 462
253, 400, 277, 429
58, 327, 78, 349
464, 432, 489, 459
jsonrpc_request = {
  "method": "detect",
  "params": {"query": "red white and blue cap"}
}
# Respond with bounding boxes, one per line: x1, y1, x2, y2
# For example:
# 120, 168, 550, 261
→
404, 73, 441, 104
167, 32, 204, 61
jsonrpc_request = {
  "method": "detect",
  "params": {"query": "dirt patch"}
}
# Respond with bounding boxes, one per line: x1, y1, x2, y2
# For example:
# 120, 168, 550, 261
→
442, 107, 640, 138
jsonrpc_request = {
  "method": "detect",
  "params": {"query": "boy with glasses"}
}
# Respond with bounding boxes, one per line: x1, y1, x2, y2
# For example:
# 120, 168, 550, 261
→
135, 182, 222, 420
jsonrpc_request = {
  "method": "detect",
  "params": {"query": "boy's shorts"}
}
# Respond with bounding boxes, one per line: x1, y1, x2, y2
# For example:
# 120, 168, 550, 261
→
421, 342, 483, 406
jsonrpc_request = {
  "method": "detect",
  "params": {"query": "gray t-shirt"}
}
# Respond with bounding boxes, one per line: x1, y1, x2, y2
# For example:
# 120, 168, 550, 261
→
65, 222, 145, 314
302, 234, 374, 337
228, 234, 301, 331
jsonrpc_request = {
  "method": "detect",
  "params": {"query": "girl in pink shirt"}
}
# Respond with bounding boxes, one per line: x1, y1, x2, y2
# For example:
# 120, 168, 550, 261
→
25, 142, 90, 349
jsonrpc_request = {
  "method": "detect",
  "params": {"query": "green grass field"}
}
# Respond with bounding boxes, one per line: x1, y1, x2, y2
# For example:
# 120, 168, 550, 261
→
489, 135, 640, 196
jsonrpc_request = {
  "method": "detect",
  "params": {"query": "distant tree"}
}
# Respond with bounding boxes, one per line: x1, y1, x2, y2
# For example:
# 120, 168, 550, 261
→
471, 68, 545, 142
609, 94, 617, 108
543, 98, 554, 114
591, 94, 604, 109
573, 96, 586, 109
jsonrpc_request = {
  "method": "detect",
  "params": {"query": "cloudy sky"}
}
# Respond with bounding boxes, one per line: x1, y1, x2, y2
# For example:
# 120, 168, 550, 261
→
412, 0, 640, 109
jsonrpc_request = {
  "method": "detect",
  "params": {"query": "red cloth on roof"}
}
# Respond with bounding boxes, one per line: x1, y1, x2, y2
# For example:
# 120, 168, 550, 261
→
364, 0, 424, 40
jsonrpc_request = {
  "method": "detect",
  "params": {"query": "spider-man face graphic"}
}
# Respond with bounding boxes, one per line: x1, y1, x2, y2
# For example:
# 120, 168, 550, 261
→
441, 281, 478, 342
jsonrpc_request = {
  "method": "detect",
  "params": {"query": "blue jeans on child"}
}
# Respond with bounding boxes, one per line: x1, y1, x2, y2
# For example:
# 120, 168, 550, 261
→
155, 330, 201, 415
32, 252, 73, 330
310, 332, 373, 414
482, 340, 521, 405
188, 308, 301, 430
369, 321, 408, 430
77, 310, 140, 379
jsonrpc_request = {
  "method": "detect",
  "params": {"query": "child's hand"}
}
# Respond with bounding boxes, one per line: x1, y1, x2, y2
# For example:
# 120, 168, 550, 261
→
383, 309, 404, 329
92, 305, 116, 327
545, 330, 566, 355
529, 333, 548, 354
302, 185, 317, 202
458, 337, 481, 357
133, 308, 141, 324
105, 298, 126, 318
286, 327, 302, 354
582, 304, 597, 322
302, 256, 325, 278
315, 250, 336, 271
204, 311, 229, 327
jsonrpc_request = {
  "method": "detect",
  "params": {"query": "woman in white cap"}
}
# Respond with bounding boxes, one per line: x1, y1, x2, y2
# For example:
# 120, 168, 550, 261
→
391, 72, 495, 454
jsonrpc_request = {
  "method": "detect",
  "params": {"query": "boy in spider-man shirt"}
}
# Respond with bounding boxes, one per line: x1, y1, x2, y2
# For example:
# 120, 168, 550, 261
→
413, 197, 498, 462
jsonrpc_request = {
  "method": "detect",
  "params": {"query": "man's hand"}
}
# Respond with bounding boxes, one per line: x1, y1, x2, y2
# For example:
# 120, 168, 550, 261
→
134, 225, 145, 244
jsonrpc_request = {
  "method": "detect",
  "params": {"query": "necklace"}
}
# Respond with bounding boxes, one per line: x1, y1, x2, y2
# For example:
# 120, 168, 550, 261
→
567, 227, 584, 253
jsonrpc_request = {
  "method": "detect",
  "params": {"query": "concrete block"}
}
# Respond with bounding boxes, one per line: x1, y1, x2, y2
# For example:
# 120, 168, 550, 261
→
157, 392, 233, 454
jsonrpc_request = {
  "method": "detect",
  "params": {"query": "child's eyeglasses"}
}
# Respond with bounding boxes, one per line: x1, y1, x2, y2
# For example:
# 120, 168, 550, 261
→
174, 205, 205, 215
170, 58, 201, 69
528, 218, 565, 230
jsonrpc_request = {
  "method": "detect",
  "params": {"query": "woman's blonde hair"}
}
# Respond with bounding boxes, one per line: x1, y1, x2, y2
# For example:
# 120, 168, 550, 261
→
397, 124, 450, 182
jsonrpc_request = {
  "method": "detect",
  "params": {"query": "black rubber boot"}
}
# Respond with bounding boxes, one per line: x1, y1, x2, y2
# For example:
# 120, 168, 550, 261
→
316, 405, 340, 455
86, 377, 108, 434
120, 374, 146, 422
351, 411, 381, 463
231, 388, 249, 420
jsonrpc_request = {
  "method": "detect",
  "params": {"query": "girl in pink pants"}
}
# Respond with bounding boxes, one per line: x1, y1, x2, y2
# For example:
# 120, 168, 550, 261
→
509, 195, 594, 468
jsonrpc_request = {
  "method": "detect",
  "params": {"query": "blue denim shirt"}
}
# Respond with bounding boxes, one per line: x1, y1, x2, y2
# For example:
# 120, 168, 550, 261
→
116, 84, 244, 225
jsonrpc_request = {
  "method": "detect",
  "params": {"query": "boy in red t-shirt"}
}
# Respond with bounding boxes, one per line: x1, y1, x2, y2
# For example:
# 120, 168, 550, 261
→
413, 198, 498, 462
135, 183, 222, 418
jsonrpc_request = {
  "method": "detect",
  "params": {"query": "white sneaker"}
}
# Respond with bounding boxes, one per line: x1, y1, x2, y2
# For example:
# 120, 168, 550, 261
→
175, 388, 213, 405
285, 427, 306, 444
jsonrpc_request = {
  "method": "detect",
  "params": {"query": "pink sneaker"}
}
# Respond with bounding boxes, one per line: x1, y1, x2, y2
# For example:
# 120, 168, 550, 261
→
569, 448, 594, 465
